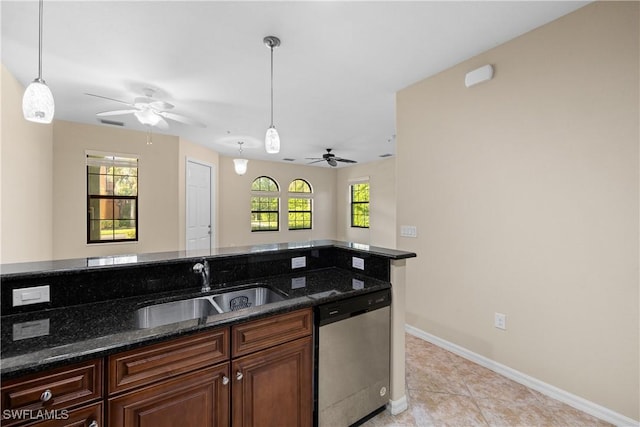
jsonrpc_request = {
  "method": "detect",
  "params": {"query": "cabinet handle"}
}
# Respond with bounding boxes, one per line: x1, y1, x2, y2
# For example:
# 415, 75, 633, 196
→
88, 421, 98, 427
222, 376, 229, 385
236, 371, 243, 381
40, 389, 52, 402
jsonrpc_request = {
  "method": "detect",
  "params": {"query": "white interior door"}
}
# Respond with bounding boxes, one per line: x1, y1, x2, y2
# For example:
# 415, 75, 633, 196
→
186, 160, 213, 251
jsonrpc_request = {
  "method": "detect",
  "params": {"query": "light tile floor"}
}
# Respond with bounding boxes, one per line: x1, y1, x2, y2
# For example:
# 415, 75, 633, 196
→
363, 333, 614, 427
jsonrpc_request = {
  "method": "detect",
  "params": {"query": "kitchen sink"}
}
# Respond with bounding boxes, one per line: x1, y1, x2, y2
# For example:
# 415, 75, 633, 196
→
135, 285, 287, 328
211, 286, 285, 313
135, 297, 219, 329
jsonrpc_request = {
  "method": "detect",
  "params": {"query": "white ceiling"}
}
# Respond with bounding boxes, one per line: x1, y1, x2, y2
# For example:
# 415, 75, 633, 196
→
2, 1, 588, 167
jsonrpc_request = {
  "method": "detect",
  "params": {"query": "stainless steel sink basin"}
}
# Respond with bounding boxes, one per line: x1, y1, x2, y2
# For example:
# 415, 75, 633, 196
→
212, 286, 285, 313
135, 297, 219, 329
135, 286, 287, 328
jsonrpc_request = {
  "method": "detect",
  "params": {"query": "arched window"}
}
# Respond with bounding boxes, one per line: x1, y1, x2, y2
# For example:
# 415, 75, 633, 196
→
251, 176, 279, 231
288, 179, 312, 230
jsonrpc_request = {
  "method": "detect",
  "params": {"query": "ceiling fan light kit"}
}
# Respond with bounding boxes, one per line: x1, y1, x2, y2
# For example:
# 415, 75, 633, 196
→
23, 0, 55, 124
264, 35, 281, 154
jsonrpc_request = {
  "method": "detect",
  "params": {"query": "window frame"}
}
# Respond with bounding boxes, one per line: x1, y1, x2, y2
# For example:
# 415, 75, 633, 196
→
251, 176, 280, 232
350, 182, 370, 228
86, 151, 139, 244
288, 179, 313, 231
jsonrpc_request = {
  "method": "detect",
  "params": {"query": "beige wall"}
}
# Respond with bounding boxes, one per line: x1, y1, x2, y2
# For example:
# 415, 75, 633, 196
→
52, 121, 181, 259
218, 157, 337, 247
178, 137, 220, 250
335, 157, 396, 248
1, 64, 54, 263
396, 2, 639, 420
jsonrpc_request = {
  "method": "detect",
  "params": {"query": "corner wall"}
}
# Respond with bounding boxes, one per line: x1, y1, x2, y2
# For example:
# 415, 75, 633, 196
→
1, 64, 53, 263
335, 157, 397, 248
396, 2, 639, 420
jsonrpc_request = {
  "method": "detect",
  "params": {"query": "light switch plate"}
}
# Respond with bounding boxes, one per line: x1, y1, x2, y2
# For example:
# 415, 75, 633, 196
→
400, 225, 418, 238
12, 285, 50, 307
291, 277, 306, 289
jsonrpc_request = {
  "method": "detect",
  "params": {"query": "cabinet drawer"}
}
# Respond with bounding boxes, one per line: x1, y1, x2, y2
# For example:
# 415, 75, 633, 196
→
232, 309, 312, 357
22, 401, 102, 427
109, 328, 229, 395
1, 359, 103, 427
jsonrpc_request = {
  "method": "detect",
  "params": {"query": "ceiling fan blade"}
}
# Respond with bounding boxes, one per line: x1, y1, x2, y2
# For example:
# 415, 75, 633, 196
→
85, 93, 133, 106
155, 116, 170, 130
335, 158, 357, 163
157, 111, 205, 127
150, 100, 174, 110
96, 109, 138, 116
307, 159, 325, 164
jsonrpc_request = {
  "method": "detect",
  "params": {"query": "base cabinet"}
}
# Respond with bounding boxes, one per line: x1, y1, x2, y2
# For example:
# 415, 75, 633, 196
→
108, 364, 229, 427
231, 337, 312, 427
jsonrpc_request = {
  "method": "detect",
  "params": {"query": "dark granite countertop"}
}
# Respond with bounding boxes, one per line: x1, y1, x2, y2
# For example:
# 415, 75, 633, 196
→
0, 240, 416, 278
0, 267, 390, 379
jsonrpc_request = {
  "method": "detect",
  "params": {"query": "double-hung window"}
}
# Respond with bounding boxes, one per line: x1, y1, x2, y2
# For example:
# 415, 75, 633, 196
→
251, 176, 279, 231
350, 182, 370, 228
87, 152, 138, 243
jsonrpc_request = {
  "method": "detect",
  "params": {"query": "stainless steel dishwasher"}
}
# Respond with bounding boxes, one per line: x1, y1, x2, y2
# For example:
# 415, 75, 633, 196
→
314, 289, 391, 427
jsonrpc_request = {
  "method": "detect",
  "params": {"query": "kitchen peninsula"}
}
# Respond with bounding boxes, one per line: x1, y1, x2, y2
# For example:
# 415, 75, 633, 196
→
1, 240, 415, 427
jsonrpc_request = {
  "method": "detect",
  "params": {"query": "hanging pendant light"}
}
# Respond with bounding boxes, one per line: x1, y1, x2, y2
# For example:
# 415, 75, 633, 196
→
233, 141, 248, 175
23, 0, 55, 124
264, 36, 281, 154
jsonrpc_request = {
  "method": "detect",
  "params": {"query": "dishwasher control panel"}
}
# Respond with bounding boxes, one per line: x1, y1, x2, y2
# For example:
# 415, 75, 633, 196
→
316, 289, 390, 326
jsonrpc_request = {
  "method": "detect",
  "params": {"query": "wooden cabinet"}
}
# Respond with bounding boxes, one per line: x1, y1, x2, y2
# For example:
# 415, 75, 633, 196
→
231, 336, 312, 427
231, 309, 312, 427
3, 308, 313, 427
108, 328, 230, 427
108, 364, 229, 427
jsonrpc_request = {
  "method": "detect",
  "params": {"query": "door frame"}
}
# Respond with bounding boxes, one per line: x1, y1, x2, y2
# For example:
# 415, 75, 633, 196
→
185, 157, 216, 251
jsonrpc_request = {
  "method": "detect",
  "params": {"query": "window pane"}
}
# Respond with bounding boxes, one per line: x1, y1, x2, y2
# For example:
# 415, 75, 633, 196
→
89, 198, 113, 220
114, 175, 137, 196
99, 220, 115, 241
114, 220, 137, 240
252, 176, 278, 192
115, 199, 136, 220
288, 179, 311, 193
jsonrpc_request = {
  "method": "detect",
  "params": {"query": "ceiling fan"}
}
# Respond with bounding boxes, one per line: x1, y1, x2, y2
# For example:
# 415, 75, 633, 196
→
85, 88, 205, 130
306, 149, 357, 167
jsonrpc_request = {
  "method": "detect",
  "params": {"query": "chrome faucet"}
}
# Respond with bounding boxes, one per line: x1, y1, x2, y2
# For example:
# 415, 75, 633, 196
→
192, 260, 211, 293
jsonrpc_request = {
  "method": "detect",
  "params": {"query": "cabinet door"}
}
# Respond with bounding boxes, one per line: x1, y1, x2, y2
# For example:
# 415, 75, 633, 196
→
232, 337, 312, 427
109, 363, 229, 427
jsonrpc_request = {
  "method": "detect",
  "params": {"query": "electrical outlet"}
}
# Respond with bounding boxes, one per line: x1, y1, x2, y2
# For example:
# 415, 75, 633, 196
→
494, 312, 506, 330
291, 256, 306, 269
352, 257, 365, 270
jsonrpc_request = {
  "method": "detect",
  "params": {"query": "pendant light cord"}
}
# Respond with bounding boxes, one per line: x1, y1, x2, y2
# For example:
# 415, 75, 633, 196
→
270, 45, 274, 127
38, 0, 44, 81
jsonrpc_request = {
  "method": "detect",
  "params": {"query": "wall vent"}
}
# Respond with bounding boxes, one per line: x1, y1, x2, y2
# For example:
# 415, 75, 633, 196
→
379, 153, 393, 158
100, 119, 124, 127
283, 158, 296, 162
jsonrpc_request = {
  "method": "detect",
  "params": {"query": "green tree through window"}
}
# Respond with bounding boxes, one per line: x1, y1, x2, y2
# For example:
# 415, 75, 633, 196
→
251, 176, 279, 231
288, 179, 312, 230
87, 153, 138, 243
351, 183, 370, 228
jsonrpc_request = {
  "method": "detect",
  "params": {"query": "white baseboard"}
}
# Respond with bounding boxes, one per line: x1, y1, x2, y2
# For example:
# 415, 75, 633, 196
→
387, 394, 408, 415
405, 324, 639, 427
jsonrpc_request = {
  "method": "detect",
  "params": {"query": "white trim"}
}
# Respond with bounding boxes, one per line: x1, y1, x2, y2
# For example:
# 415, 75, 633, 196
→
387, 395, 408, 415
405, 325, 639, 427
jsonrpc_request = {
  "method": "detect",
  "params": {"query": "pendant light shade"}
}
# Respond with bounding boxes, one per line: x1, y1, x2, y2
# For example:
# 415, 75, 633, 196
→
23, 0, 54, 124
264, 36, 280, 154
233, 141, 248, 175
265, 126, 280, 154
233, 158, 248, 175
23, 79, 54, 123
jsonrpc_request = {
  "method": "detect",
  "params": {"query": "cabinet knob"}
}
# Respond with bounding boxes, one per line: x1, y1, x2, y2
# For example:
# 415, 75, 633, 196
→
40, 389, 52, 402
222, 376, 229, 385
236, 371, 243, 381
88, 421, 98, 427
